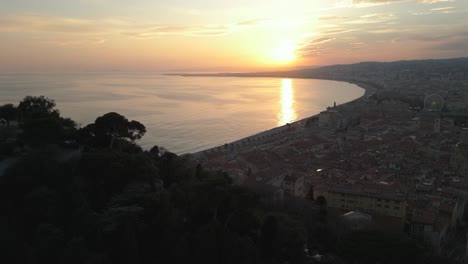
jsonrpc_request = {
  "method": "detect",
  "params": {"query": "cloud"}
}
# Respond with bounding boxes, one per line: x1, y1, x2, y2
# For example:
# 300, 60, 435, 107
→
123, 25, 233, 38
346, 13, 397, 24
352, 0, 454, 3
396, 27, 468, 41
0, 15, 104, 34
297, 37, 337, 57
419, 0, 455, 2
341, 0, 454, 7
431, 6, 454, 11
305, 37, 336, 45
432, 37, 468, 50
320, 28, 358, 35
367, 28, 411, 34
43, 38, 106, 46
318, 16, 349, 20
349, 0, 402, 5
122, 19, 268, 38
297, 45, 326, 57
411, 11, 433, 15
297, 37, 365, 58
236, 18, 269, 26
0, 14, 266, 39
372, 27, 468, 53
120, 18, 268, 38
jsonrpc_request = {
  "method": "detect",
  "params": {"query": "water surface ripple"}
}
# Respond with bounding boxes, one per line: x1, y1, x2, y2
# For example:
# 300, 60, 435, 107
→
0, 73, 364, 154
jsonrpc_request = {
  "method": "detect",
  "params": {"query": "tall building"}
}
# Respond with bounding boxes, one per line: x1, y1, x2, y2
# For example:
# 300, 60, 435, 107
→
282, 173, 305, 197
319, 108, 339, 128
452, 129, 468, 177
418, 94, 444, 134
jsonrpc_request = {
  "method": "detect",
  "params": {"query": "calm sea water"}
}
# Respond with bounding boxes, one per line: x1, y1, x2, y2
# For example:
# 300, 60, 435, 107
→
0, 73, 364, 154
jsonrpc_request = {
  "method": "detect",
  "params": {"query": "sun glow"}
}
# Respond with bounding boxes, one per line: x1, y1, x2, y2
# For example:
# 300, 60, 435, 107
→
278, 79, 297, 126
271, 41, 297, 64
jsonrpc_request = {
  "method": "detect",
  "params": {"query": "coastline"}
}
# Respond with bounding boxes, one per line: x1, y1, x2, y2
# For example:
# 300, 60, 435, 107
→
192, 78, 377, 156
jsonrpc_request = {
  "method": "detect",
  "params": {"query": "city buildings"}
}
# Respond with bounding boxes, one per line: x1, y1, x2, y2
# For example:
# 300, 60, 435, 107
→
196, 59, 468, 256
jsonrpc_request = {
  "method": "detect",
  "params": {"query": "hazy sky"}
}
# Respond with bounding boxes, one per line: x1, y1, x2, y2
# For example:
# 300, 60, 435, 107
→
1, 0, 467, 72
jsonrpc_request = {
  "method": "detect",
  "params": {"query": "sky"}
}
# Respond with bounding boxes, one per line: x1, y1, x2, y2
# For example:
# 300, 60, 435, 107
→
0, 0, 467, 72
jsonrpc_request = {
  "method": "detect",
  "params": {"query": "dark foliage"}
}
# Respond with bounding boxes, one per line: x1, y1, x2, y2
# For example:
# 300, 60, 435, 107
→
78, 112, 146, 149
0, 143, 309, 264
16, 96, 76, 145
336, 230, 458, 264
0, 103, 17, 127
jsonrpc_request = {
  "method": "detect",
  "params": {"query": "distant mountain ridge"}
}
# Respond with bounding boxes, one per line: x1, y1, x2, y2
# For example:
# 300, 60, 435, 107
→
172, 57, 468, 80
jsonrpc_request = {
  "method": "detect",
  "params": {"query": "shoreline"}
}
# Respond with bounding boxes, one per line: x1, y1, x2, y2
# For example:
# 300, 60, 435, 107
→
192, 78, 377, 156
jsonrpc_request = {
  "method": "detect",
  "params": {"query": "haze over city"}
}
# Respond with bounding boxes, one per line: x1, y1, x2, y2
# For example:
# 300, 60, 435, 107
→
1, 0, 468, 72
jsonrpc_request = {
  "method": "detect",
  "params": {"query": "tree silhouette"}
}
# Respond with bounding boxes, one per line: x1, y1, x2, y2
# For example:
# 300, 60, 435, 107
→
18, 96, 59, 119
0, 104, 17, 127
80, 112, 146, 149
17, 96, 62, 144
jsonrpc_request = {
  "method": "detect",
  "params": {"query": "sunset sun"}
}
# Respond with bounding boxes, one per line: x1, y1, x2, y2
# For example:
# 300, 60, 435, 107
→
271, 41, 297, 64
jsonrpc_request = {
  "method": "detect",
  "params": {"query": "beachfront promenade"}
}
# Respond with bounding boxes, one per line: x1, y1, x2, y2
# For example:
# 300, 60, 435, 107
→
193, 80, 376, 157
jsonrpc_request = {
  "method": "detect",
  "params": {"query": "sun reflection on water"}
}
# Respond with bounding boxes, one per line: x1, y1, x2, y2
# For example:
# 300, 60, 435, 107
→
278, 79, 297, 126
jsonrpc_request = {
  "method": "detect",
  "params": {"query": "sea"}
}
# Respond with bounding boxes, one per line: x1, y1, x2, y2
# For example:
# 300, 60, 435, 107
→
0, 73, 364, 154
